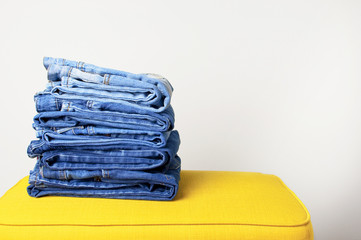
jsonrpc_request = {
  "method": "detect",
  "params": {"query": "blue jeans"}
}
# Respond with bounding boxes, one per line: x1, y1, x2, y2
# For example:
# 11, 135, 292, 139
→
36, 130, 180, 171
28, 129, 178, 154
27, 155, 181, 201
33, 126, 171, 149
43, 57, 173, 112
33, 92, 174, 131
27, 57, 181, 201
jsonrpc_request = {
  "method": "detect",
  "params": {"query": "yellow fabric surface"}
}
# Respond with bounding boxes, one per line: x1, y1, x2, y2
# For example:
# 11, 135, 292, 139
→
0, 170, 313, 240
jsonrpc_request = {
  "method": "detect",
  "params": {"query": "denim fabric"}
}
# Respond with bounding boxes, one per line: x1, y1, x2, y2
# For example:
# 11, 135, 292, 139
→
28, 155, 180, 201
27, 57, 181, 201
43, 58, 173, 112
33, 92, 174, 131
37, 130, 180, 171
34, 126, 171, 148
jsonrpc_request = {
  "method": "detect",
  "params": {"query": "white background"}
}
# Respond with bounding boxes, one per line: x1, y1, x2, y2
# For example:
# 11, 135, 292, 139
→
0, 1, 360, 239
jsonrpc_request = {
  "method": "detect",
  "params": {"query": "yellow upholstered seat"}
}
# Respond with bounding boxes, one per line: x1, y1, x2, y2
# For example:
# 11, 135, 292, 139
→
0, 171, 313, 239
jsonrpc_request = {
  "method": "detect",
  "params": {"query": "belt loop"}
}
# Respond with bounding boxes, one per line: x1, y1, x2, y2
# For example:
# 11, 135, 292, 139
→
67, 67, 73, 77
103, 74, 108, 84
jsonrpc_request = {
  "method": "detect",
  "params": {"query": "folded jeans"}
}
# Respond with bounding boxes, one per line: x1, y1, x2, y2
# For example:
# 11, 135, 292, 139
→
28, 130, 177, 157
33, 94, 174, 131
34, 126, 171, 149
43, 58, 173, 112
36, 130, 180, 171
28, 155, 181, 201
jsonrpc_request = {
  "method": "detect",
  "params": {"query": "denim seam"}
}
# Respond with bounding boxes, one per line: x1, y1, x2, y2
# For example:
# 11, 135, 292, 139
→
103, 74, 107, 85
30, 141, 45, 151
54, 97, 59, 111
79, 62, 85, 71
35, 172, 37, 186
39, 166, 44, 178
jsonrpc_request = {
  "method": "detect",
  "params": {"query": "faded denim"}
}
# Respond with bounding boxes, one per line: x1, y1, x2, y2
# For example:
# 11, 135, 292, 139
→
37, 130, 180, 171
27, 57, 181, 201
33, 92, 174, 131
34, 126, 171, 149
43, 57, 173, 112
27, 155, 181, 201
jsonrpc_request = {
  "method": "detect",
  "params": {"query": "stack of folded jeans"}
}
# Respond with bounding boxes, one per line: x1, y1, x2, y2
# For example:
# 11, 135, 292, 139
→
27, 57, 181, 201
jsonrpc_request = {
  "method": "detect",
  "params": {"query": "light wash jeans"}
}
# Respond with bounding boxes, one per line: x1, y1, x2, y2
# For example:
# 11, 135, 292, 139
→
34, 92, 174, 131
43, 57, 173, 112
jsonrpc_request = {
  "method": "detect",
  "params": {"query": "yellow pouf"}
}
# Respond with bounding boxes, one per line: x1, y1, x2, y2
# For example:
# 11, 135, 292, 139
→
0, 171, 313, 240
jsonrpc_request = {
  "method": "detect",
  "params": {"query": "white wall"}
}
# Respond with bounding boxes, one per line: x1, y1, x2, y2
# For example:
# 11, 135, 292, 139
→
0, 1, 360, 239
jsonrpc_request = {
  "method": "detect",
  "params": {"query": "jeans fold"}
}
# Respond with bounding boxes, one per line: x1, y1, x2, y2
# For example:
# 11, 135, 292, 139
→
26, 57, 181, 201
43, 57, 173, 112
28, 155, 181, 201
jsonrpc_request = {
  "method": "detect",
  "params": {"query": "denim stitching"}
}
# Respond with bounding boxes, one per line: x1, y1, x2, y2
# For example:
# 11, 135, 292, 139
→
34, 172, 38, 186
54, 97, 59, 110
40, 166, 44, 177
30, 141, 45, 151
67, 67, 72, 77
78, 61, 84, 71
104, 74, 107, 84
103, 74, 107, 84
